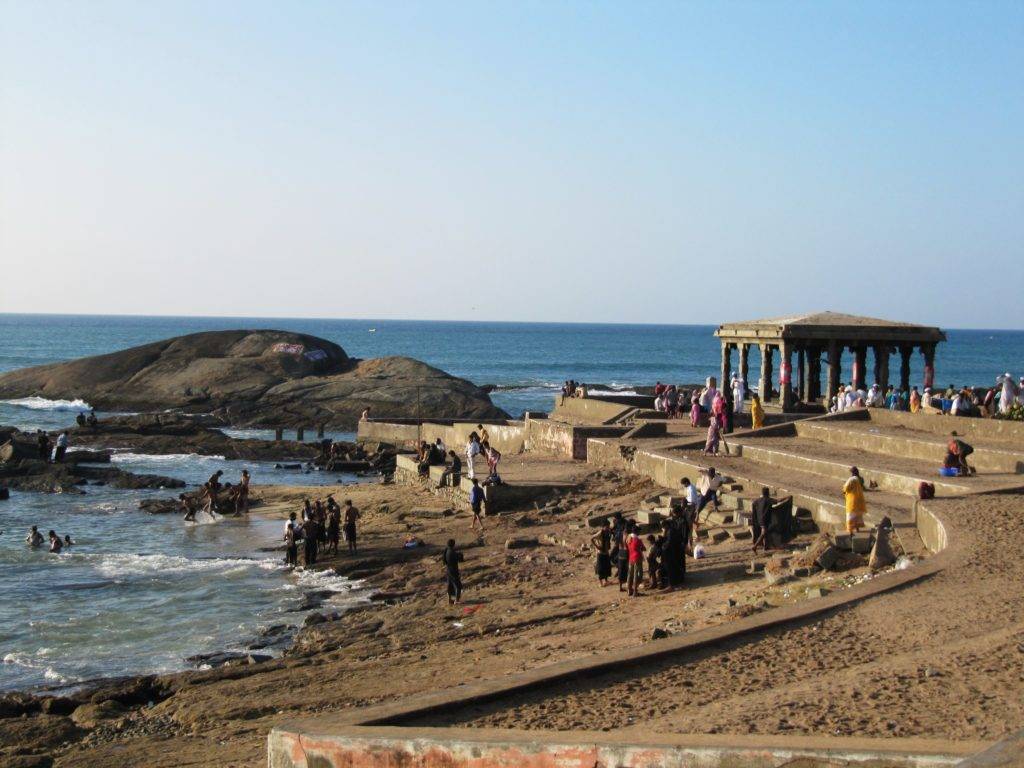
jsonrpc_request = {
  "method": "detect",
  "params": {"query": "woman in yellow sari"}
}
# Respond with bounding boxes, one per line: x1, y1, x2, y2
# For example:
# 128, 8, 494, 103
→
842, 466, 867, 534
749, 394, 765, 430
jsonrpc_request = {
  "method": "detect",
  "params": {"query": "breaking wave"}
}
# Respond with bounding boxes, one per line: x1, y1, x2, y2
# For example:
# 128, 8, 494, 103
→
0, 396, 91, 411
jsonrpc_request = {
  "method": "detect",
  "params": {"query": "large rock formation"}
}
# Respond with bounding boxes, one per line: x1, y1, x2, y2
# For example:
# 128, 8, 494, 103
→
0, 330, 507, 428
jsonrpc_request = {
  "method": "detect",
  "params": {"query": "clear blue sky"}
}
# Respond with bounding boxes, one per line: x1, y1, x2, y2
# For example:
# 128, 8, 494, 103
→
1, 1, 1021, 327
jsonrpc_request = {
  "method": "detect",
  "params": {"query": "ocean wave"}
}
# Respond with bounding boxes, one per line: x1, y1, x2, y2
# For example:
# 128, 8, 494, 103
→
110, 452, 226, 464
0, 396, 91, 411
90, 552, 279, 579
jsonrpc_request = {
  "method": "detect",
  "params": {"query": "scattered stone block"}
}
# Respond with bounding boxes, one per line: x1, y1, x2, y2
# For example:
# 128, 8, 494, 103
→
797, 517, 818, 533
806, 587, 826, 599
728, 528, 752, 541
764, 563, 792, 586
747, 560, 765, 574
709, 529, 730, 544
636, 509, 665, 526
651, 627, 670, 640
792, 565, 820, 578
851, 532, 874, 554
71, 700, 124, 728
834, 533, 853, 551
504, 537, 539, 550
706, 511, 735, 526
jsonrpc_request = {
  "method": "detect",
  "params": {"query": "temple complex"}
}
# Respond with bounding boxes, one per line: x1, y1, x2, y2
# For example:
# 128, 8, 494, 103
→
715, 311, 946, 411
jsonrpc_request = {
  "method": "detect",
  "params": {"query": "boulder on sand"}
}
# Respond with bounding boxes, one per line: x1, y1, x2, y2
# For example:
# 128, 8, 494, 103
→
0, 330, 507, 429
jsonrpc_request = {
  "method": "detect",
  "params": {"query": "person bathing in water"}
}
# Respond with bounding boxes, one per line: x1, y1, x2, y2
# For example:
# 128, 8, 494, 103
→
25, 526, 43, 548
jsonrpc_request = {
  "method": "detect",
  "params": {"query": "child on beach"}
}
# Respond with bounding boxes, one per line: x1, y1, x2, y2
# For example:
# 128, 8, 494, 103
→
626, 527, 646, 597
689, 396, 701, 428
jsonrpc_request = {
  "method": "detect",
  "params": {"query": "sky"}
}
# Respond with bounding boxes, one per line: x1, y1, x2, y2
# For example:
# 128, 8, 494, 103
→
1, 1, 1022, 328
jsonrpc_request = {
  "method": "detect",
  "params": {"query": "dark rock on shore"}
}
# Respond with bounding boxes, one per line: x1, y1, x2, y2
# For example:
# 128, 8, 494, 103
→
0, 456, 184, 494
0, 330, 507, 428
66, 413, 322, 461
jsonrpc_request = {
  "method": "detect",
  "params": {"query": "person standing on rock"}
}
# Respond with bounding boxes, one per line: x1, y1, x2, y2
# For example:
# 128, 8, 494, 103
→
343, 500, 360, 554
441, 539, 464, 605
53, 431, 69, 463
235, 470, 250, 515
842, 467, 867, 534
360, 406, 371, 421
37, 431, 50, 462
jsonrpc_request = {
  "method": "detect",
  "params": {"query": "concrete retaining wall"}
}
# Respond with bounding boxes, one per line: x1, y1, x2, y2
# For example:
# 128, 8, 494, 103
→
269, 726, 977, 768
796, 421, 1024, 474
866, 409, 1024, 443
549, 396, 635, 425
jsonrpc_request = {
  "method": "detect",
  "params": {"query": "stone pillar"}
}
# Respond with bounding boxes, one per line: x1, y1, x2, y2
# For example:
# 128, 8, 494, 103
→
759, 344, 774, 403
899, 346, 912, 392
780, 343, 795, 411
853, 346, 867, 391
720, 343, 733, 397
296, 427, 305, 442
739, 344, 750, 388
921, 343, 936, 390
809, 348, 822, 401
797, 347, 807, 402
827, 341, 842, 402
874, 345, 890, 390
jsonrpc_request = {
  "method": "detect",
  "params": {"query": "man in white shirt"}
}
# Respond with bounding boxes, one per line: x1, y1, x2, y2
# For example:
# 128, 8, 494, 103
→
731, 374, 745, 414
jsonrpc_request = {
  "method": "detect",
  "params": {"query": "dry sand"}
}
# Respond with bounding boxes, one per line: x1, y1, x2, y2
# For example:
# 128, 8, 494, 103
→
5, 463, 857, 768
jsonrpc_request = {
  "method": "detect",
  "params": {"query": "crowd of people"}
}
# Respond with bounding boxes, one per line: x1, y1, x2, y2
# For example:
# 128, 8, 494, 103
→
587, 468, 795, 596
282, 496, 360, 568
829, 373, 1023, 418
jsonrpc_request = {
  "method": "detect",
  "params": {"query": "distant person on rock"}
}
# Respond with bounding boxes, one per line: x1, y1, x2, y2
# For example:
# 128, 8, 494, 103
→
54, 431, 69, 463
590, 519, 612, 587
842, 467, 867, 534
343, 499, 360, 554
360, 406, 371, 421
235, 469, 250, 515
37, 431, 50, 463
469, 479, 485, 531
76, 412, 87, 428
441, 539, 464, 605
180, 493, 197, 522
200, 482, 217, 517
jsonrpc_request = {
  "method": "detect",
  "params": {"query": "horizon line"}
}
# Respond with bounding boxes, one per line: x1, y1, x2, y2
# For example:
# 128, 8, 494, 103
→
1, 311, 1020, 334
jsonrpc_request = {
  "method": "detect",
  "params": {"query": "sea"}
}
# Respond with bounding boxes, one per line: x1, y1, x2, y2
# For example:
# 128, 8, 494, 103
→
0, 313, 1021, 692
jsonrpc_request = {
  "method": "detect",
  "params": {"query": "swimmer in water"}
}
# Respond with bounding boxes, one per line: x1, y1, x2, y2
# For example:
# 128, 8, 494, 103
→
48, 530, 63, 553
25, 526, 43, 548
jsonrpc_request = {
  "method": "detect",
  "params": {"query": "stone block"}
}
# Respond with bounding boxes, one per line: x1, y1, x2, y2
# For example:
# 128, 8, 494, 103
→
792, 564, 820, 578
834, 533, 852, 551
851, 532, 874, 554
505, 537, 539, 550
764, 565, 792, 586
797, 517, 818, 533
636, 509, 665, 526
729, 527, 752, 541
815, 544, 838, 571
747, 560, 765, 574
709, 529, 730, 544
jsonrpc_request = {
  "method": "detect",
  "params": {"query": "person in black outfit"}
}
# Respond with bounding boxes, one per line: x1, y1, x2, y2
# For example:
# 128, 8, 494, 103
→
661, 512, 684, 589
751, 486, 774, 553
442, 539, 464, 605
670, 504, 689, 584
303, 516, 319, 566
615, 519, 631, 592
37, 431, 50, 462
590, 519, 613, 587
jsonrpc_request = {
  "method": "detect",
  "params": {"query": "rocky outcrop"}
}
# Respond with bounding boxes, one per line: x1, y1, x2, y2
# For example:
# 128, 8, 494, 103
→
0, 330, 506, 428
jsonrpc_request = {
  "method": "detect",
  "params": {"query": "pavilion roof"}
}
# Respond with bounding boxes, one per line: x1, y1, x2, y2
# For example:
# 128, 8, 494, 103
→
715, 311, 946, 344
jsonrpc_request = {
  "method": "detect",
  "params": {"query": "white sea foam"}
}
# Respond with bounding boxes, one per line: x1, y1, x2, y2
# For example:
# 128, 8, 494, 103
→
110, 452, 226, 464
91, 552, 279, 579
0, 396, 91, 411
